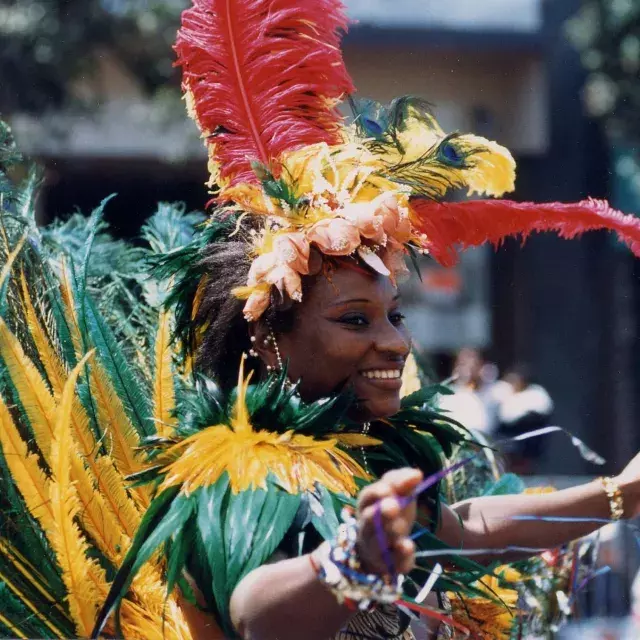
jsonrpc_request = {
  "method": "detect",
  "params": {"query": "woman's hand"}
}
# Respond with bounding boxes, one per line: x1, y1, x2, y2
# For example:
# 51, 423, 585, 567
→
615, 451, 640, 518
356, 468, 422, 575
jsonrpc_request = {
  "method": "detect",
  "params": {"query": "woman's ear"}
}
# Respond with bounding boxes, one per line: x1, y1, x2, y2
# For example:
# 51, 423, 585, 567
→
248, 321, 278, 370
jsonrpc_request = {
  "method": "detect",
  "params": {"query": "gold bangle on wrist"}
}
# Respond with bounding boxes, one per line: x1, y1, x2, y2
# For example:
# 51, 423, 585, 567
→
599, 476, 625, 521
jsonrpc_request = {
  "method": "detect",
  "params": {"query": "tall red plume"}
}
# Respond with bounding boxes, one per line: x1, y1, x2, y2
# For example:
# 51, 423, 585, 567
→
175, 0, 354, 186
412, 198, 640, 267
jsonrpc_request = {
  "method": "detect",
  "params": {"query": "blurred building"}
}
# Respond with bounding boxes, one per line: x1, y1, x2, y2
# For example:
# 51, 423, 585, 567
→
7, 0, 637, 474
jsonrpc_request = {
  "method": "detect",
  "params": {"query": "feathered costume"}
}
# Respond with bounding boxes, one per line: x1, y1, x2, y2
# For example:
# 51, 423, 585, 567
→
1, 0, 640, 638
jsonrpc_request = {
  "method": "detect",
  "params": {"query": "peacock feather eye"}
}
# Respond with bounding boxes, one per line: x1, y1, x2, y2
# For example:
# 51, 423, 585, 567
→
362, 117, 385, 136
439, 140, 465, 167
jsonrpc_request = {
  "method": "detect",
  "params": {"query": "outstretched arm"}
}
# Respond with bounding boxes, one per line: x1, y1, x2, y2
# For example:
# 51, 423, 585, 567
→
438, 453, 640, 562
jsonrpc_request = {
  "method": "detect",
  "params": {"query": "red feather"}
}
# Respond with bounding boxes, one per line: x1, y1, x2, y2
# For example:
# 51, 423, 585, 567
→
175, 0, 354, 186
412, 198, 640, 267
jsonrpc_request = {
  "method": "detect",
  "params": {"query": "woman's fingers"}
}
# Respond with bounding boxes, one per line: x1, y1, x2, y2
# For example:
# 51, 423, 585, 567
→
360, 498, 411, 540
356, 468, 422, 574
358, 467, 422, 512
358, 480, 393, 512
392, 537, 416, 574
383, 468, 423, 497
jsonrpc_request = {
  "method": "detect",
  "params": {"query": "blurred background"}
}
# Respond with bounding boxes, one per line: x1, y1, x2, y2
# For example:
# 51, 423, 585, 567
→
2, 0, 640, 632
1, 0, 639, 480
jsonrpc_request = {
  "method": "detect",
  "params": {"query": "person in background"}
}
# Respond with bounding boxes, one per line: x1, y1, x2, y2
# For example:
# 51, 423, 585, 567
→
439, 347, 504, 437
496, 363, 554, 474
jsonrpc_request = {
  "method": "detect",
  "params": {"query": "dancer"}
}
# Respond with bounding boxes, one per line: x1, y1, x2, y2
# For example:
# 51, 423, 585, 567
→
2, 1, 640, 638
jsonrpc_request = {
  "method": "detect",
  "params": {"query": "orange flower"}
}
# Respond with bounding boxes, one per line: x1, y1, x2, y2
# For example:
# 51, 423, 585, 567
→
307, 218, 361, 255
357, 247, 390, 276
340, 201, 387, 245
243, 288, 271, 322
273, 232, 310, 274
381, 241, 410, 284
379, 193, 412, 243
247, 252, 278, 287
265, 264, 303, 302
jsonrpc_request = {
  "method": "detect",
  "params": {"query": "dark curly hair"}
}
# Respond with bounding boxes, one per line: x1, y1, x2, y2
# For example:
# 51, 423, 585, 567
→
192, 240, 300, 391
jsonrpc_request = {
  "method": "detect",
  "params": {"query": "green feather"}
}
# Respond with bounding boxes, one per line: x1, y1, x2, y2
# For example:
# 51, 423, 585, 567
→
78, 292, 153, 436
91, 485, 181, 638
195, 477, 231, 629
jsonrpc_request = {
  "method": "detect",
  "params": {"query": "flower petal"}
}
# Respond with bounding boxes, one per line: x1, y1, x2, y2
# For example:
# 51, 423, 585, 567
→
357, 247, 390, 276
247, 252, 278, 286
265, 265, 303, 302
340, 201, 387, 244
273, 232, 310, 274
307, 218, 361, 256
243, 289, 271, 321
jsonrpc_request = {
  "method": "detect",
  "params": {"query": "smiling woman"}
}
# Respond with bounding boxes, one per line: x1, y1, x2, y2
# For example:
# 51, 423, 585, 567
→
267, 266, 410, 419
4, 1, 640, 640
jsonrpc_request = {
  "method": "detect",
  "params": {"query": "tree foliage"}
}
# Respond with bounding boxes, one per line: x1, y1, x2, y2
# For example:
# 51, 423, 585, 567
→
0, 0, 183, 113
567, 0, 640, 141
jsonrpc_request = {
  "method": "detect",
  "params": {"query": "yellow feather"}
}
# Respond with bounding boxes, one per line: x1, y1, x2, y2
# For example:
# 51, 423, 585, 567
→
0, 612, 28, 639
0, 317, 57, 462
28, 337, 141, 548
69, 453, 129, 561
0, 395, 53, 530
0, 569, 67, 638
65, 385, 141, 538
89, 364, 142, 477
335, 433, 382, 448
50, 265, 144, 529
48, 352, 103, 637
58, 260, 84, 358
153, 308, 177, 437
18, 271, 68, 396
400, 352, 421, 398
191, 274, 209, 321
161, 424, 367, 496
231, 356, 252, 435
0, 233, 27, 291
89, 364, 150, 509
93, 455, 142, 539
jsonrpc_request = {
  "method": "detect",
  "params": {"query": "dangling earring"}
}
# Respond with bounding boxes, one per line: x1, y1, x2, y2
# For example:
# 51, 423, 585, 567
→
264, 321, 284, 373
248, 335, 258, 358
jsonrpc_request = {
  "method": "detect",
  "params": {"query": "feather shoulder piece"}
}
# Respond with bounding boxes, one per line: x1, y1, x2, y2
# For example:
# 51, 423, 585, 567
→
175, 0, 354, 189
93, 364, 372, 636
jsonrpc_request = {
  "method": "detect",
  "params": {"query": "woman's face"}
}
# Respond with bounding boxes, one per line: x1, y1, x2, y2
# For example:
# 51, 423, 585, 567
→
276, 266, 411, 421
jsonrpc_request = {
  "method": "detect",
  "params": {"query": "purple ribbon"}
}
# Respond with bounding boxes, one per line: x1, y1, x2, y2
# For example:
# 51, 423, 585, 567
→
372, 456, 477, 576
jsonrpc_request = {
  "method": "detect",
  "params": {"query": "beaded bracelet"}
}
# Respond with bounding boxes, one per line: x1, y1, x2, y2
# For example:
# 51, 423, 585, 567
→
312, 506, 405, 611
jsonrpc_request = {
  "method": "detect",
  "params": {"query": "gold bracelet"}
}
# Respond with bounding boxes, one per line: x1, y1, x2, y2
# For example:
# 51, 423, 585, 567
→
599, 476, 625, 521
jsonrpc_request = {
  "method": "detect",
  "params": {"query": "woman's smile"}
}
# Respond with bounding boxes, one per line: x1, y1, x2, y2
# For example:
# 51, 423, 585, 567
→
358, 366, 404, 391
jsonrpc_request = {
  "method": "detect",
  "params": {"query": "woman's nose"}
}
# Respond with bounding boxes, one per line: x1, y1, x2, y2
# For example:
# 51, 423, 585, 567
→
374, 323, 411, 357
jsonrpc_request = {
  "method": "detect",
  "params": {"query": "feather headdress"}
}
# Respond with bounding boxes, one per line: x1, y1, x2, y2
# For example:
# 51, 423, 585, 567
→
176, 5, 640, 323
175, 0, 353, 188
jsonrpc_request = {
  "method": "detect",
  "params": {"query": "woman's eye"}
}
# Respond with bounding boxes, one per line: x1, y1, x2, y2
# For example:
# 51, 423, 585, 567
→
389, 312, 406, 326
339, 314, 369, 327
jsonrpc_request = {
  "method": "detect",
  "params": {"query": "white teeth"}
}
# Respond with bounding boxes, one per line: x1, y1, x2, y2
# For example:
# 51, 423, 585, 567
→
361, 370, 401, 380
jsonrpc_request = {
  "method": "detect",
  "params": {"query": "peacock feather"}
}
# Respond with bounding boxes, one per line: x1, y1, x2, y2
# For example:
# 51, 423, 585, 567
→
350, 96, 516, 199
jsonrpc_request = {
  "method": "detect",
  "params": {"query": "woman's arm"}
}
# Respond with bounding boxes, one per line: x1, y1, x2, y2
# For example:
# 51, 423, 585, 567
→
230, 552, 352, 640
438, 466, 640, 562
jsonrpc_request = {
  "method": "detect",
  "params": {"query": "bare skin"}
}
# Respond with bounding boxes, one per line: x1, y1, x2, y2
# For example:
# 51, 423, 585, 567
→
185, 265, 640, 640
